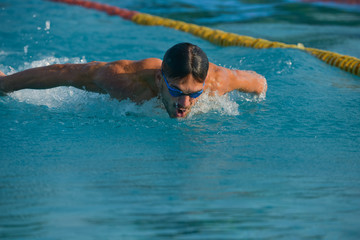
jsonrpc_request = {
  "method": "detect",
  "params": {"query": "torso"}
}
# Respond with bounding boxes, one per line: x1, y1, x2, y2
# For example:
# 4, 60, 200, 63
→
94, 58, 232, 102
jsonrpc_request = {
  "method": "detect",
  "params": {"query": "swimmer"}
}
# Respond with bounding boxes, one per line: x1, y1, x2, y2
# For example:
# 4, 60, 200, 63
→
0, 42, 267, 118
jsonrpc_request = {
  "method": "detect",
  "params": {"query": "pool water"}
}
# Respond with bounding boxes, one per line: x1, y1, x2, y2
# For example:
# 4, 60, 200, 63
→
1, 0, 360, 239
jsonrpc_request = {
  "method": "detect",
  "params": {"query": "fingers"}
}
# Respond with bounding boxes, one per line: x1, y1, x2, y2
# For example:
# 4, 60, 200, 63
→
0, 71, 6, 95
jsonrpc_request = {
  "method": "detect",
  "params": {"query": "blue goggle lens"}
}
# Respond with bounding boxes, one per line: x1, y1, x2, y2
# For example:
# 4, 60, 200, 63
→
168, 88, 203, 98
162, 70, 204, 99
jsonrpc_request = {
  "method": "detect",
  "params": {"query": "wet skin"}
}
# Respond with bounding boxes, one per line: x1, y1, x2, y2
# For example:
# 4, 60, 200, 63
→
0, 58, 267, 118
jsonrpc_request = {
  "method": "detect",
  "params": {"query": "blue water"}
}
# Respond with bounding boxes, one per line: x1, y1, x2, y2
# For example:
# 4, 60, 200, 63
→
1, 0, 360, 239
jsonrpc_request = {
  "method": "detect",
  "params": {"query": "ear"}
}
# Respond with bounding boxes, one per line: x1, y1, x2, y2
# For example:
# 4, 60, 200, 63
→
155, 69, 162, 88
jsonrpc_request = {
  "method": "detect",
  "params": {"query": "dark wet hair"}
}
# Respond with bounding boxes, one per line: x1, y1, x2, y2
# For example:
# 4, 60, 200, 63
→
162, 42, 209, 83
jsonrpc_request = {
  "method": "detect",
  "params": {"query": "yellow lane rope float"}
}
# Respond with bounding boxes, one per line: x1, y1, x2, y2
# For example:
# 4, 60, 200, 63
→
50, 0, 360, 77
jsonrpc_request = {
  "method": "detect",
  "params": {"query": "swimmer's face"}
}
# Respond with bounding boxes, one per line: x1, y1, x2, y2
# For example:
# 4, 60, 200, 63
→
156, 71, 205, 118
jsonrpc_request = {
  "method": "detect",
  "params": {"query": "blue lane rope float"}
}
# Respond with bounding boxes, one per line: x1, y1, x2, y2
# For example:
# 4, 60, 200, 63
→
50, 0, 360, 77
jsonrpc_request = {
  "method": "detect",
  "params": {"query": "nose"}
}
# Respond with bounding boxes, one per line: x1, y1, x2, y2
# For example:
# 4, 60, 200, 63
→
177, 95, 191, 108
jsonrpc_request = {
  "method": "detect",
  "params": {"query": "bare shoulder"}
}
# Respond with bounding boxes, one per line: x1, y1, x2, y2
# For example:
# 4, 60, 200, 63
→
100, 58, 162, 74
205, 62, 267, 95
204, 63, 232, 95
93, 58, 161, 101
134, 58, 162, 71
138, 58, 162, 66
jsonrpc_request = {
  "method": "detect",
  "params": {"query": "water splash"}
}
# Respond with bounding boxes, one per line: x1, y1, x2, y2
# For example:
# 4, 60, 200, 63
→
45, 20, 51, 31
189, 92, 240, 117
9, 87, 167, 118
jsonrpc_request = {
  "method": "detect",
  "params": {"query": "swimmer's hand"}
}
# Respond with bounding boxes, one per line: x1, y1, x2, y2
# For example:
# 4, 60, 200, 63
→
0, 70, 7, 96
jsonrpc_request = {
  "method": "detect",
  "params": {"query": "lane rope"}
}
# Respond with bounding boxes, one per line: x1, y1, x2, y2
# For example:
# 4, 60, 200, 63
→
49, 0, 360, 77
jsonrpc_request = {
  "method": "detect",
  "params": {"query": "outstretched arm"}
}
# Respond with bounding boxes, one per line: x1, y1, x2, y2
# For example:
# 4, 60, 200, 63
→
0, 62, 107, 94
207, 63, 267, 95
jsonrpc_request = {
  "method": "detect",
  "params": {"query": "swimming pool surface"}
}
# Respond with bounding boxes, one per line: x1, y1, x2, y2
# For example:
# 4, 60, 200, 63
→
1, 0, 360, 239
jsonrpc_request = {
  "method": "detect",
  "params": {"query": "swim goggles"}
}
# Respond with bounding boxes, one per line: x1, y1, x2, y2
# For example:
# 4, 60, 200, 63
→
161, 70, 204, 98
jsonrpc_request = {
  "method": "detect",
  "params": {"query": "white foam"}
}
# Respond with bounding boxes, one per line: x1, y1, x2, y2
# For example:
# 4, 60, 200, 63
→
9, 86, 167, 118
3, 56, 87, 75
45, 20, 51, 31
10, 87, 94, 109
9, 87, 265, 118
189, 92, 240, 117
24, 45, 29, 55
20, 56, 86, 71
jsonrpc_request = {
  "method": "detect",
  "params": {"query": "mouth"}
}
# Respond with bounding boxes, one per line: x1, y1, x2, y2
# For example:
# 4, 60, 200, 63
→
174, 104, 188, 118
175, 108, 187, 118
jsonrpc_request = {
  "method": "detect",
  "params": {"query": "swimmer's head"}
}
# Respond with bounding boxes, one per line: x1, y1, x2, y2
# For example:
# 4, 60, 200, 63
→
157, 43, 209, 118
162, 42, 209, 83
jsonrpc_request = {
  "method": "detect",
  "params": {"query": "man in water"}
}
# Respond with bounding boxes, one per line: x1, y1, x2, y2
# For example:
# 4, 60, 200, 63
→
0, 42, 267, 118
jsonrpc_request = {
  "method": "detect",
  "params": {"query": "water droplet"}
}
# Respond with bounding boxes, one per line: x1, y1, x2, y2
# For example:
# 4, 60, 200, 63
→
45, 20, 50, 31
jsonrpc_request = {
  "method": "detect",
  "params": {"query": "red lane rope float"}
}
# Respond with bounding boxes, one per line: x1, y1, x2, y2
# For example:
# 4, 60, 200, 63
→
49, 0, 360, 77
50, 0, 138, 20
